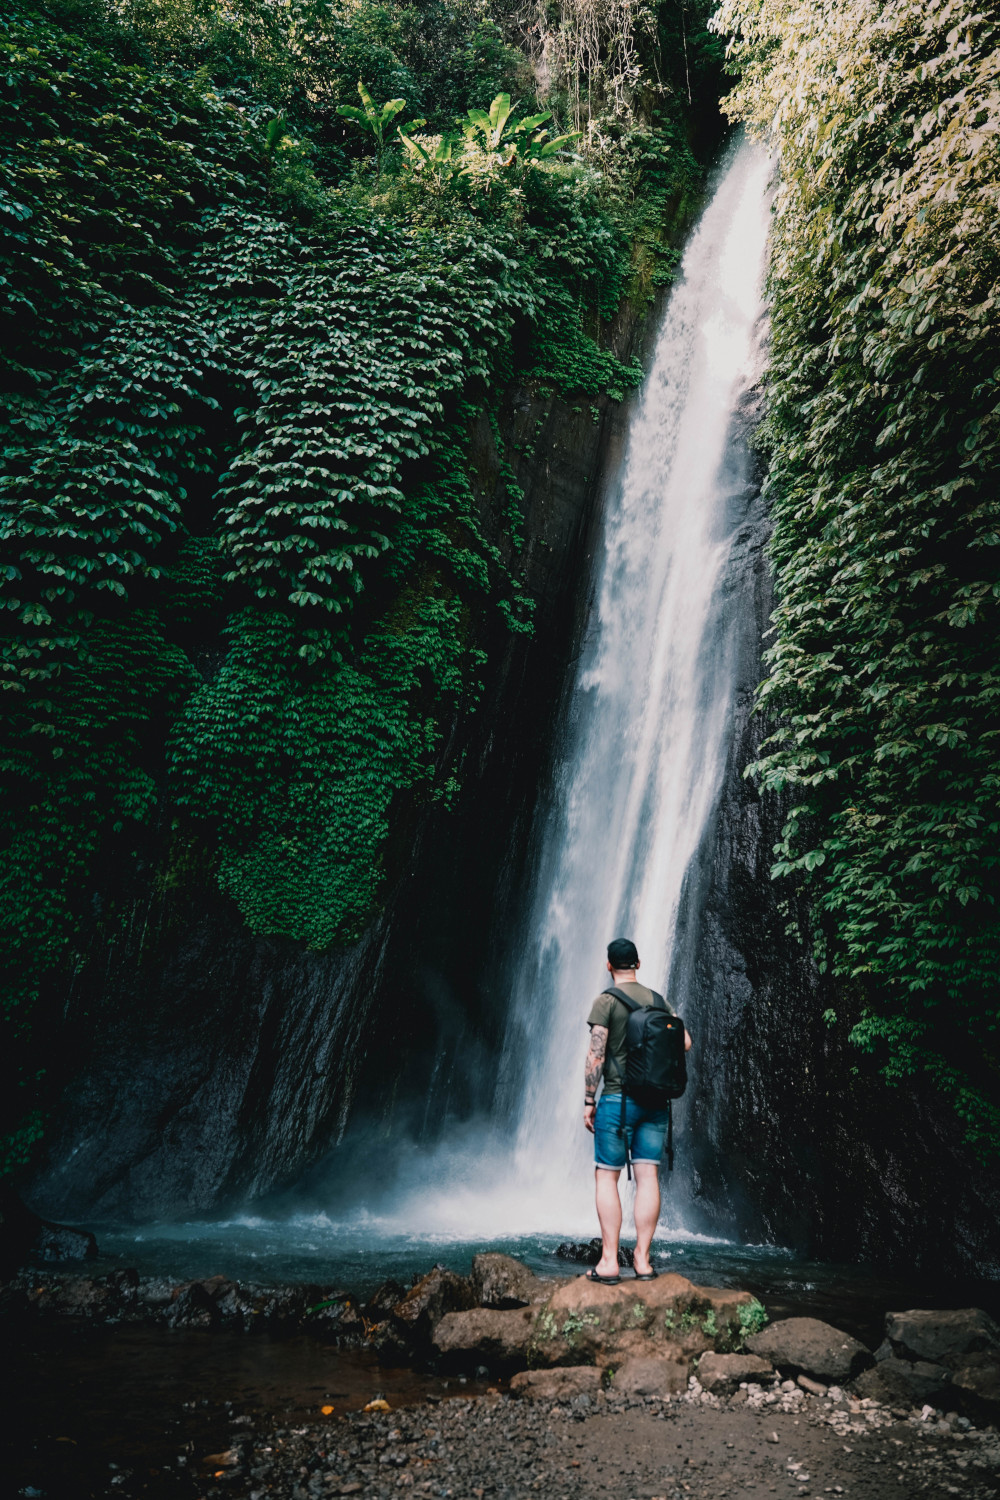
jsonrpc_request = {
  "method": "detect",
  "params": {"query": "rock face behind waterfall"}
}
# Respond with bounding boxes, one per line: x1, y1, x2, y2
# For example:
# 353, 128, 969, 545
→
667, 386, 1000, 1276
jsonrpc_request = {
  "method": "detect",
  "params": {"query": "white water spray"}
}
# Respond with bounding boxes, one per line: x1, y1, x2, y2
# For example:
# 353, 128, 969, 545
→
324, 139, 773, 1242
493, 139, 773, 1234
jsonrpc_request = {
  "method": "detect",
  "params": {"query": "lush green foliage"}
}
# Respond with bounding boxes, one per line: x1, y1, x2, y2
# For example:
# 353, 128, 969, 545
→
1, 0, 717, 1170
717, 0, 1000, 1151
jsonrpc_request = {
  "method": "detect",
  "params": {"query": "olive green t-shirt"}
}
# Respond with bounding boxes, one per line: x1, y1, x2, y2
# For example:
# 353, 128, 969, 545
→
587, 982, 676, 1094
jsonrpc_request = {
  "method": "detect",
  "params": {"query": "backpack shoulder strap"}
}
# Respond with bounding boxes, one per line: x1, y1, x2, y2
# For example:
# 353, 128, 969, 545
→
604, 986, 670, 1013
602, 985, 640, 1011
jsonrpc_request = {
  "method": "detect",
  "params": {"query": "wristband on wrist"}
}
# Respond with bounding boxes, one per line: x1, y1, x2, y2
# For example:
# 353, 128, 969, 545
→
584, 1095, 596, 1105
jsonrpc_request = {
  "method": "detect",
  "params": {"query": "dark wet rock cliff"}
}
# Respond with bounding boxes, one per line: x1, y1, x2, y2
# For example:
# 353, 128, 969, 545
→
665, 396, 1000, 1278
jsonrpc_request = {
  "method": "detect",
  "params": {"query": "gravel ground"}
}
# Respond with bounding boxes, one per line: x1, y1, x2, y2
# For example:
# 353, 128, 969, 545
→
7, 1314, 1000, 1500
9, 1369, 1000, 1499
222, 1385, 1000, 1500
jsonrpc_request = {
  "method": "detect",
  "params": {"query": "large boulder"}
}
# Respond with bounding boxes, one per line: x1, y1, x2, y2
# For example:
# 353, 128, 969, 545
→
470, 1254, 547, 1309
510, 1367, 602, 1401
374, 1266, 476, 1361
886, 1309, 1000, 1368
747, 1318, 872, 1382
0, 1189, 97, 1277
528, 1273, 758, 1369
697, 1351, 774, 1395
612, 1356, 688, 1397
851, 1358, 952, 1406
432, 1306, 536, 1372
35, 1222, 98, 1263
394, 1266, 475, 1338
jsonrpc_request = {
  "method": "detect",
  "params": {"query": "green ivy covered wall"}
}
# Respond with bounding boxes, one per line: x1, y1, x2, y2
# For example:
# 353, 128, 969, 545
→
717, 0, 1000, 1156
1, 0, 719, 1173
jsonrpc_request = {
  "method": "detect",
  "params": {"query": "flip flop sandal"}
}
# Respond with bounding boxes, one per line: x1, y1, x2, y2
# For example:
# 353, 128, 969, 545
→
585, 1268, 621, 1285
633, 1268, 658, 1280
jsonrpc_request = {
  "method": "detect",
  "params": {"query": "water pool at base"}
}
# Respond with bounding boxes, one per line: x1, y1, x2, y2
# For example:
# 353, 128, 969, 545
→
86, 1218, 1000, 1348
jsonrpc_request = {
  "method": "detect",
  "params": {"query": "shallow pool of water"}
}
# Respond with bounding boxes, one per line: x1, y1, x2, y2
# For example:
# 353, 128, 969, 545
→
86, 1216, 1000, 1349
3, 1320, 492, 1500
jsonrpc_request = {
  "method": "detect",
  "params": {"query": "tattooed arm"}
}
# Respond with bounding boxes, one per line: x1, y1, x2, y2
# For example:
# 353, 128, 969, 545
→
583, 1025, 607, 1133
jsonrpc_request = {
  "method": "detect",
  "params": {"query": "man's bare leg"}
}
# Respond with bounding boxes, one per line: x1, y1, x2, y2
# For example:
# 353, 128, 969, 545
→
594, 1167, 622, 1277
632, 1161, 660, 1275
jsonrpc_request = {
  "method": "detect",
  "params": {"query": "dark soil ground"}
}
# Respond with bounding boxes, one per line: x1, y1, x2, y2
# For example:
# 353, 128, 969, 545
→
4, 1324, 1000, 1500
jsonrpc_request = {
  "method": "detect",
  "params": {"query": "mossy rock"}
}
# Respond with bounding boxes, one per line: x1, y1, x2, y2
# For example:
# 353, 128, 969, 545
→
527, 1274, 759, 1369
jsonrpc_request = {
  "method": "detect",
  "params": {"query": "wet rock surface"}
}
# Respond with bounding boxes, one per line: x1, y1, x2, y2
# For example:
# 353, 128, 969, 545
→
2, 1267, 364, 1336
432, 1306, 537, 1373
747, 1316, 873, 1382
853, 1356, 953, 1406
955, 1356, 1000, 1409
887, 1307, 1000, 1366
470, 1254, 549, 1309
0, 1188, 97, 1278
847, 1308, 1000, 1420
390, 1269, 477, 1343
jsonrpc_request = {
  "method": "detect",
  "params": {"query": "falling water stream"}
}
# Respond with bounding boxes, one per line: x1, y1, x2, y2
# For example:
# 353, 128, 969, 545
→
496, 135, 773, 1228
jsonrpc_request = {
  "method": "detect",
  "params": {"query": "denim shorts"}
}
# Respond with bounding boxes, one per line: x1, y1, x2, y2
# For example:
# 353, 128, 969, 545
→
594, 1093, 668, 1170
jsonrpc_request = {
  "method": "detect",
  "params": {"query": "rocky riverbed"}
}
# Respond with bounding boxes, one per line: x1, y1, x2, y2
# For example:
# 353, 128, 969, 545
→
5, 1250, 1000, 1499
6, 1337, 1000, 1500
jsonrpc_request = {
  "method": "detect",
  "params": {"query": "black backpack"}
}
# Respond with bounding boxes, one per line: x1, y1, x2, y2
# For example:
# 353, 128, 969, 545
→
602, 986, 687, 1174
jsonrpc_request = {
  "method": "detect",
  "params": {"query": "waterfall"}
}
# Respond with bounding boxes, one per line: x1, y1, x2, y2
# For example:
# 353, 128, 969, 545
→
488, 138, 773, 1234
286, 137, 773, 1243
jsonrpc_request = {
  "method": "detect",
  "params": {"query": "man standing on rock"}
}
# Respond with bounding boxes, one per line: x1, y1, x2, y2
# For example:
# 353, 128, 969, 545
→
583, 938, 692, 1284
